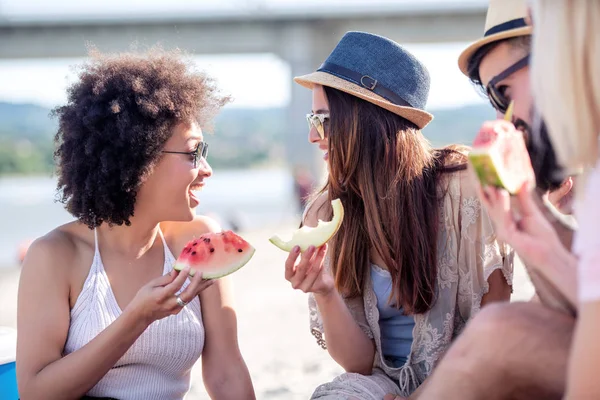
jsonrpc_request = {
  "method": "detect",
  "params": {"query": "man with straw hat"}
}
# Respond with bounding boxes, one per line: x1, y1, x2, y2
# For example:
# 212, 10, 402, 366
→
385, 1, 576, 399
462, 0, 579, 295
461, 0, 574, 216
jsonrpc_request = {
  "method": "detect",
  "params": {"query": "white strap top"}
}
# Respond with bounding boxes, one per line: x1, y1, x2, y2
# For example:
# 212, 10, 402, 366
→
63, 229, 205, 400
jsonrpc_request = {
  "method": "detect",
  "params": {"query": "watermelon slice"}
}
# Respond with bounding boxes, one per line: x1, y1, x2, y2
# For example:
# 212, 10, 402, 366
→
468, 119, 536, 194
174, 231, 255, 279
269, 198, 344, 252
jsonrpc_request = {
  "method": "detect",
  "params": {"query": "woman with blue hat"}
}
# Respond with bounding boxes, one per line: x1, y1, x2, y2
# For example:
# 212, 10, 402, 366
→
283, 31, 514, 398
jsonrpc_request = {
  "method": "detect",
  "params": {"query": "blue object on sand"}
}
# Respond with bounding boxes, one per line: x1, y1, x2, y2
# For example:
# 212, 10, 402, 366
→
0, 327, 18, 400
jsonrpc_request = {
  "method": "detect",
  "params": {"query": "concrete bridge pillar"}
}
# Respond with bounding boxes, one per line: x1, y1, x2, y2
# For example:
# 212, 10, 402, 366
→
278, 24, 338, 188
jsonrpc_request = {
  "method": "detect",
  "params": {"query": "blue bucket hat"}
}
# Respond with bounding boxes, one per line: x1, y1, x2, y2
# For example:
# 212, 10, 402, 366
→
294, 31, 433, 129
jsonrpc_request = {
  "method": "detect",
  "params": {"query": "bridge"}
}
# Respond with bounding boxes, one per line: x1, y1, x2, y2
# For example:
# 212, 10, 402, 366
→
0, 1, 487, 179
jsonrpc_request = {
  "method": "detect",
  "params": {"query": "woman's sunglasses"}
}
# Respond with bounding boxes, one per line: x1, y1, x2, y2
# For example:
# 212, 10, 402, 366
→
162, 141, 208, 169
306, 113, 330, 140
486, 55, 530, 114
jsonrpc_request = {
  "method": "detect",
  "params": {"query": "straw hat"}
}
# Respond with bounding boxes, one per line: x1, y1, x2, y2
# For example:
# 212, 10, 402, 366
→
458, 0, 532, 75
294, 31, 433, 129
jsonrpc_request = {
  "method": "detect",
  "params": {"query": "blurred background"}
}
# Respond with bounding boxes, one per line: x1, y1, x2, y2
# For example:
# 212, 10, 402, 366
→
0, 0, 496, 265
0, 1, 527, 399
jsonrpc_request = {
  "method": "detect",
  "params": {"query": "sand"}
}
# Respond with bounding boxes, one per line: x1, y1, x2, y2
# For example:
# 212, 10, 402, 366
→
0, 223, 534, 399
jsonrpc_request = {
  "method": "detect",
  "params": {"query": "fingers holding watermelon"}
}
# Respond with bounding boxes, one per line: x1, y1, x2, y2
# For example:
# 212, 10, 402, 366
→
297, 244, 328, 293
285, 244, 333, 295
284, 245, 305, 282
277, 198, 340, 296
126, 266, 202, 324
479, 184, 515, 243
466, 110, 563, 267
468, 111, 536, 195
163, 265, 193, 295
479, 180, 563, 270
151, 268, 186, 287
290, 245, 318, 284
174, 270, 215, 306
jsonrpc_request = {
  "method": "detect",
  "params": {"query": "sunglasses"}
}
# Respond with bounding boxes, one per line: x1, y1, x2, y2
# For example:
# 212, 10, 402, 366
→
486, 55, 530, 114
162, 141, 208, 169
306, 112, 330, 140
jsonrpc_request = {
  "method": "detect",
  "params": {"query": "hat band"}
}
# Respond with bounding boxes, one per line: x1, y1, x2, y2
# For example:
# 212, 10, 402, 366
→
484, 17, 527, 37
317, 62, 413, 108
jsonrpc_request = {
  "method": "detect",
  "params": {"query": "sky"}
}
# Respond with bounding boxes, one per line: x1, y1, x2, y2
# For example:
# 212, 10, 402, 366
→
1, 0, 486, 17
0, 0, 488, 110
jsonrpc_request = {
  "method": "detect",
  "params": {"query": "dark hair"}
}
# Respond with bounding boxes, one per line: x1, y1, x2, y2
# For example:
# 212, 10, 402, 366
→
518, 115, 568, 192
316, 87, 466, 314
53, 49, 230, 229
467, 35, 531, 94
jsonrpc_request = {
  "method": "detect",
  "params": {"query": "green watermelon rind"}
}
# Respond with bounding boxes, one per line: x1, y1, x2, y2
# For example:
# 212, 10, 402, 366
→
468, 150, 520, 194
268, 236, 294, 252
268, 198, 345, 253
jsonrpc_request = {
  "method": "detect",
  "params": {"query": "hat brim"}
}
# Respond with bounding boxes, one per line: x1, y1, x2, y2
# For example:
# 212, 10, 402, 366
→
458, 26, 532, 76
293, 72, 433, 129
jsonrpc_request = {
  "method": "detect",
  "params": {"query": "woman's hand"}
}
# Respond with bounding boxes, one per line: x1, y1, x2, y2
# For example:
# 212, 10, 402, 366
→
284, 244, 334, 297
126, 267, 215, 324
478, 181, 564, 270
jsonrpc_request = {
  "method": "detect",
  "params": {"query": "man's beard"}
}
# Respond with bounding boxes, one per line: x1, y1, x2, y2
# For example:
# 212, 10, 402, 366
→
514, 110, 567, 192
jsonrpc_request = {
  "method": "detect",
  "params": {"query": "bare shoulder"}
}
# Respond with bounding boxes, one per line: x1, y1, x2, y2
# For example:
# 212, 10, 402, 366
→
20, 222, 92, 289
162, 215, 222, 256
303, 192, 330, 228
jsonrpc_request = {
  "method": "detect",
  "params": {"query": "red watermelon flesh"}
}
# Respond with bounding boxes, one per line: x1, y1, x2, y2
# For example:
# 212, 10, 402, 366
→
472, 120, 513, 147
174, 231, 255, 279
469, 120, 536, 194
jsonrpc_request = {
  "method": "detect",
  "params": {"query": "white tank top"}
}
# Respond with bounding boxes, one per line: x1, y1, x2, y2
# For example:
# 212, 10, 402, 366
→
63, 229, 205, 400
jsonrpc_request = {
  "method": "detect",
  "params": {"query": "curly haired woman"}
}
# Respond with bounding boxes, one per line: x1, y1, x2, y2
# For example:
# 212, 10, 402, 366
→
15, 50, 255, 400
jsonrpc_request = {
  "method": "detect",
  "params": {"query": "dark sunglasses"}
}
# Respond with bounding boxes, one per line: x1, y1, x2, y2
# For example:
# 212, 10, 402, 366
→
486, 55, 530, 114
162, 141, 208, 169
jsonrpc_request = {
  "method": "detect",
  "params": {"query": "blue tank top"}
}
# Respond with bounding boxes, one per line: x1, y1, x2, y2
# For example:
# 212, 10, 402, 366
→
370, 264, 415, 368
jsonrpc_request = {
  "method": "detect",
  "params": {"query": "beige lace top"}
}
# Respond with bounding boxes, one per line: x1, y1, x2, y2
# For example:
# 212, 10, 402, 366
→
308, 169, 514, 396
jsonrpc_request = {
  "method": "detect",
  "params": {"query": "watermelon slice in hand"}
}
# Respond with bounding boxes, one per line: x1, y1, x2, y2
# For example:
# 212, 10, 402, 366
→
269, 198, 344, 252
468, 119, 536, 194
174, 231, 255, 279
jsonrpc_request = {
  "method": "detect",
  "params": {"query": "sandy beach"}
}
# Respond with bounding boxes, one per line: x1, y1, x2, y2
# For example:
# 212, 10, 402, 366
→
0, 222, 534, 399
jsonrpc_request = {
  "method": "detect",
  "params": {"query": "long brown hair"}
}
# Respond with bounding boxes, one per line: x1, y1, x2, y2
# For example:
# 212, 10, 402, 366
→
317, 86, 466, 314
